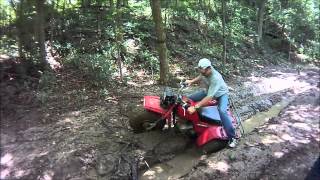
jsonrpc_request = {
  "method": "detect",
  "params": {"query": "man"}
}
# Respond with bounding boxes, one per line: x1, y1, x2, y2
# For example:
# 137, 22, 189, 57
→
186, 58, 237, 148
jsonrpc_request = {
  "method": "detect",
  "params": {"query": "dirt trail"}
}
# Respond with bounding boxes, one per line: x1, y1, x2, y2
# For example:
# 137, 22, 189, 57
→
0, 63, 319, 180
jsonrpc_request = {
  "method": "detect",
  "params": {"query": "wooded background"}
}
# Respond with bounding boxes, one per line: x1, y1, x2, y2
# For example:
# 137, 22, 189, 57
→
0, 0, 319, 85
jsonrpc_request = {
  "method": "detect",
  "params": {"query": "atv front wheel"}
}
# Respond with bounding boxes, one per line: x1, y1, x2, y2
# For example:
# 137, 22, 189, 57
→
128, 106, 165, 133
201, 140, 228, 154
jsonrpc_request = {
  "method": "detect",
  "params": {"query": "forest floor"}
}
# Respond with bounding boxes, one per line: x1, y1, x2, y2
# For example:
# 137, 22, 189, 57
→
0, 55, 319, 179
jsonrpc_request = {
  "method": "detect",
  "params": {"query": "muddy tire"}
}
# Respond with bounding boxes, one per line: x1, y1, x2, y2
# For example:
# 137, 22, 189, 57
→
201, 140, 228, 154
128, 106, 165, 133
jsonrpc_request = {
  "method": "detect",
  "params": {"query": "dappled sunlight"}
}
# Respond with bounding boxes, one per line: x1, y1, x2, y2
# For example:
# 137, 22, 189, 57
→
124, 39, 140, 54
0, 150, 55, 179
1, 153, 13, 167
40, 170, 54, 180
154, 166, 165, 173
126, 69, 157, 87
245, 71, 314, 96
207, 160, 230, 173
127, 79, 156, 87
252, 86, 320, 161
61, 117, 74, 124
0, 106, 108, 179
14, 169, 30, 178
294, 139, 311, 144
281, 134, 295, 141
274, 151, 284, 158
142, 167, 159, 179
14, 170, 25, 178
56, 150, 76, 161
261, 135, 284, 144
1, 168, 10, 179
1, 153, 14, 179
292, 123, 312, 132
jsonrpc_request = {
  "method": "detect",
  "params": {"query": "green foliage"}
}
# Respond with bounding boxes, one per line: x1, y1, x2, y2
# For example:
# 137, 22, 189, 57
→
37, 71, 56, 104
98, 88, 110, 98
67, 51, 116, 87
227, 1, 256, 44
0, 35, 18, 56
0, 1, 15, 26
304, 40, 320, 60
268, 0, 319, 60
0, 0, 319, 86
136, 49, 160, 72
38, 71, 57, 90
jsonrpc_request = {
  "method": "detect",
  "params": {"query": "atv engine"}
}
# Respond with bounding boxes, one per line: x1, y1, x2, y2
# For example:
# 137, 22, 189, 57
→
160, 87, 176, 108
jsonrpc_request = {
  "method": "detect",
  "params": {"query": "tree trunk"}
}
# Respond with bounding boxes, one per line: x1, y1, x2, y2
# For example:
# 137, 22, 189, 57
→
222, 0, 227, 64
10, 0, 25, 58
97, 0, 102, 38
257, 0, 267, 45
109, 0, 114, 8
116, 0, 123, 81
123, 0, 128, 7
150, 0, 169, 85
17, 1, 25, 59
35, 0, 47, 70
197, 0, 201, 34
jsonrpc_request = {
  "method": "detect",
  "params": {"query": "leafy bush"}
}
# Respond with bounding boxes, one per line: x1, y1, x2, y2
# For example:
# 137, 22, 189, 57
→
305, 40, 320, 61
136, 49, 160, 73
67, 51, 116, 86
38, 71, 57, 90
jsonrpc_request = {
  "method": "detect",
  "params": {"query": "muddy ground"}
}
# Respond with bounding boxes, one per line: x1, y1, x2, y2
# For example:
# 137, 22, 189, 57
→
1, 60, 319, 179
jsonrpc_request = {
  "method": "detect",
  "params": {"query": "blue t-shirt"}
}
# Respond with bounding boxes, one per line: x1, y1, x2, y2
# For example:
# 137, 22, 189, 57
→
202, 67, 229, 98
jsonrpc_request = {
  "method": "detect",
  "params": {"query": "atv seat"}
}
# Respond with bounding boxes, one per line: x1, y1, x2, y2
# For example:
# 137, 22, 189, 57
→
199, 106, 222, 125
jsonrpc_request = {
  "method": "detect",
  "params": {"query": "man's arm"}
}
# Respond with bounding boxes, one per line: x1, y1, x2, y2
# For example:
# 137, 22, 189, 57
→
186, 75, 202, 86
195, 96, 212, 108
187, 80, 220, 114
187, 96, 213, 114
194, 82, 220, 109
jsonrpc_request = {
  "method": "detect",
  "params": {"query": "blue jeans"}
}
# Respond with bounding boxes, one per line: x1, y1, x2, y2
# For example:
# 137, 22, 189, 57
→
188, 90, 236, 139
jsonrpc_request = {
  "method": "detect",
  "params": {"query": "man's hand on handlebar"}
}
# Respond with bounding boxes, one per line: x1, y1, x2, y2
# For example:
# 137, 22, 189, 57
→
185, 80, 192, 86
179, 79, 189, 89
187, 104, 200, 114
187, 106, 196, 114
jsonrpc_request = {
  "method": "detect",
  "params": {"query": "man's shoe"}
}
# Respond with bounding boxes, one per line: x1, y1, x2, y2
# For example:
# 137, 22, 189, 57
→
228, 138, 237, 148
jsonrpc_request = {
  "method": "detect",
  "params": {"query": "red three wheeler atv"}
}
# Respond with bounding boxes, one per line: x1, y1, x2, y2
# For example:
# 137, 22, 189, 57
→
129, 81, 244, 153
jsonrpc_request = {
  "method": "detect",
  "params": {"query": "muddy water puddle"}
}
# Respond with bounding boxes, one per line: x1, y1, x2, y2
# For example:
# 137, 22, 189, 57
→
140, 147, 202, 180
139, 99, 293, 179
242, 98, 293, 134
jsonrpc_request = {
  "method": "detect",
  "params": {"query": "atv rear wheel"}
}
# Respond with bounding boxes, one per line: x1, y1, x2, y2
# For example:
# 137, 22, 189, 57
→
128, 106, 165, 133
201, 140, 228, 154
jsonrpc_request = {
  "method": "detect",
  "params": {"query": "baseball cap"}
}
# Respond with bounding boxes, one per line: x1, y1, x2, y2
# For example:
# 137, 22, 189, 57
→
198, 58, 212, 69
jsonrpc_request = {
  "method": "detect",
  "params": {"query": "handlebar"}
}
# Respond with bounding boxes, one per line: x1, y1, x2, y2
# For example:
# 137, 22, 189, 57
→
179, 79, 188, 90
177, 79, 191, 109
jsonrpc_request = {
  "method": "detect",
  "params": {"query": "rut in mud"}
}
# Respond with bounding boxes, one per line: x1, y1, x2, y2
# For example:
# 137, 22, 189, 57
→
1, 65, 319, 180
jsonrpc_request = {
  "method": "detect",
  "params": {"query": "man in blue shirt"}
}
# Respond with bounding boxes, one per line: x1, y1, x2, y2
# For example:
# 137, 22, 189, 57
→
186, 58, 237, 148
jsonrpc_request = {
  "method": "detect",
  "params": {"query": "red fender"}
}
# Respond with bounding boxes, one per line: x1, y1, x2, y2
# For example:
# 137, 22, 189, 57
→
143, 96, 167, 115
196, 126, 228, 146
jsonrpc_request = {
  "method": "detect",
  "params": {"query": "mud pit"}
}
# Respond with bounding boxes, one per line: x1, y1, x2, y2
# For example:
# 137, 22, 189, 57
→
139, 98, 294, 180
1, 64, 319, 180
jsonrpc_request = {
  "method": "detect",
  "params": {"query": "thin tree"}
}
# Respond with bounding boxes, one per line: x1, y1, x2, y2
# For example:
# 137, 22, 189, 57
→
221, 0, 227, 64
150, 0, 169, 84
257, 0, 267, 46
9, 0, 25, 59
35, 0, 48, 70
115, 0, 123, 81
